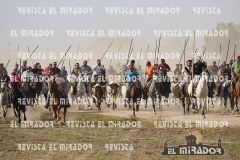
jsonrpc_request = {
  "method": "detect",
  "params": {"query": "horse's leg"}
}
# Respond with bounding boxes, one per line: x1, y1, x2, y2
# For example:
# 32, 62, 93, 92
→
182, 97, 186, 115
152, 97, 156, 114
18, 106, 21, 124
3, 105, 8, 119
187, 97, 190, 114
145, 97, 148, 108
235, 97, 239, 111
63, 106, 67, 123
22, 105, 27, 121
202, 99, 206, 118
57, 106, 61, 121
133, 103, 135, 117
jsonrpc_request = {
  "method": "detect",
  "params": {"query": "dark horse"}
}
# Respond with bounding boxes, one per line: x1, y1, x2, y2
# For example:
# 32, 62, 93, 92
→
48, 78, 67, 123
35, 75, 44, 105
129, 80, 142, 116
9, 82, 26, 123
22, 81, 36, 112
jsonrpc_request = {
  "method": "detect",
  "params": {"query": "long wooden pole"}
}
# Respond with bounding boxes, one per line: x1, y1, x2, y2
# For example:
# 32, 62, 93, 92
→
191, 30, 195, 96
100, 39, 114, 60
144, 43, 149, 86
138, 48, 142, 65
26, 45, 39, 62
218, 44, 221, 67
178, 37, 190, 65
113, 43, 123, 67
126, 39, 133, 66
27, 46, 34, 66
226, 39, 230, 62
157, 36, 161, 64
230, 44, 236, 61
74, 44, 80, 65
57, 45, 72, 68
154, 40, 157, 65
15, 45, 19, 64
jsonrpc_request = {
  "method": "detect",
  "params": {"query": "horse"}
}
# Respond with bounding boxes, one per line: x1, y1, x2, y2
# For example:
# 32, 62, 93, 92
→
106, 82, 119, 110
120, 83, 128, 108
229, 70, 240, 115
172, 78, 191, 114
191, 71, 209, 118
48, 78, 67, 123
157, 69, 171, 108
68, 74, 91, 110
21, 81, 36, 112
129, 80, 142, 116
9, 82, 27, 123
145, 70, 163, 114
0, 81, 9, 119
33, 74, 44, 106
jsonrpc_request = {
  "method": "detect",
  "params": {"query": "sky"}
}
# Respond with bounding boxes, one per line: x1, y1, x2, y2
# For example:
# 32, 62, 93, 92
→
0, 0, 240, 71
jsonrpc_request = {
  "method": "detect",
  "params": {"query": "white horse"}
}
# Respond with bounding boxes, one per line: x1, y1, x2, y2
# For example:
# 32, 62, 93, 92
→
0, 82, 9, 119
188, 71, 209, 118
68, 74, 91, 110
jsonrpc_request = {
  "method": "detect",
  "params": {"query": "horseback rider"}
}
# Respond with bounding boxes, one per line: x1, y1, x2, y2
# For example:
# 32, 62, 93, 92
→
231, 55, 240, 91
203, 61, 215, 97
179, 60, 192, 99
145, 61, 155, 83
13, 64, 21, 77
174, 64, 181, 77
21, 66, 36, 97
1, 71, 11, 108
0, 63, 8, 78
45, 68, 70, 108
224, 64, 231, 80
126, 60, 137, 70
80, 60, 92, 93
193, 56, 207, 87
50, 62, 60, 75
7, 71, 27, 105
158, 59, 171, 93
21, 61, 27, 73
216, 68, 227, 97
125, 65, 147, 100
70, 63, 82, 95
117, 65, 127, 78
92, 59, 105, 81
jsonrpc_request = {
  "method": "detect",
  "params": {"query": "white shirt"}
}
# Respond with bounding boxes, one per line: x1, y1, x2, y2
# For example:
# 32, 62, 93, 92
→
92, 64, 104, 75
126, 64, 136, 70
21, 71, 34, 81
51, 76, 65, 84
181, 66, 191, 78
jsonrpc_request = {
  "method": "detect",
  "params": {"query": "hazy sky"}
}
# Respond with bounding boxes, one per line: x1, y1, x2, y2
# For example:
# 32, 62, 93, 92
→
1, 0, 240, 71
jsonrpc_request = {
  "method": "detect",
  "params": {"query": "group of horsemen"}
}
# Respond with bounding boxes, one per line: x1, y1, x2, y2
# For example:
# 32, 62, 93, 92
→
0, 55, 239, 109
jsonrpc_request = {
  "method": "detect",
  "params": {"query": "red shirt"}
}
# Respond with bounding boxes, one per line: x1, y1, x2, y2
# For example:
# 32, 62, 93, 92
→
158, 63, 170, 75
45, 66, 51, 75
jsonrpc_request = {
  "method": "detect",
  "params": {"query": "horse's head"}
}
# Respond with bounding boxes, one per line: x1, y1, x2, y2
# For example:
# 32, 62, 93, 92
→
201, 71, 209, 81
0, 82, 7, 93
48, 78, 58, 94
133, 80, 141, 89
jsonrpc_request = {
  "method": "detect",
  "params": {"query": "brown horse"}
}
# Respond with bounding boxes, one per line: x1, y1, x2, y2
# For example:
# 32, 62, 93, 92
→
48, 78, 67, 123
229, 70, 240, 114
182, 82, 191, 114
129, 80, 142, 116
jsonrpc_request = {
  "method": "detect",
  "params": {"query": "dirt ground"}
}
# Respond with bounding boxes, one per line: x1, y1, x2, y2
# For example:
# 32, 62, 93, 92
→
0, 99, 240, 160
